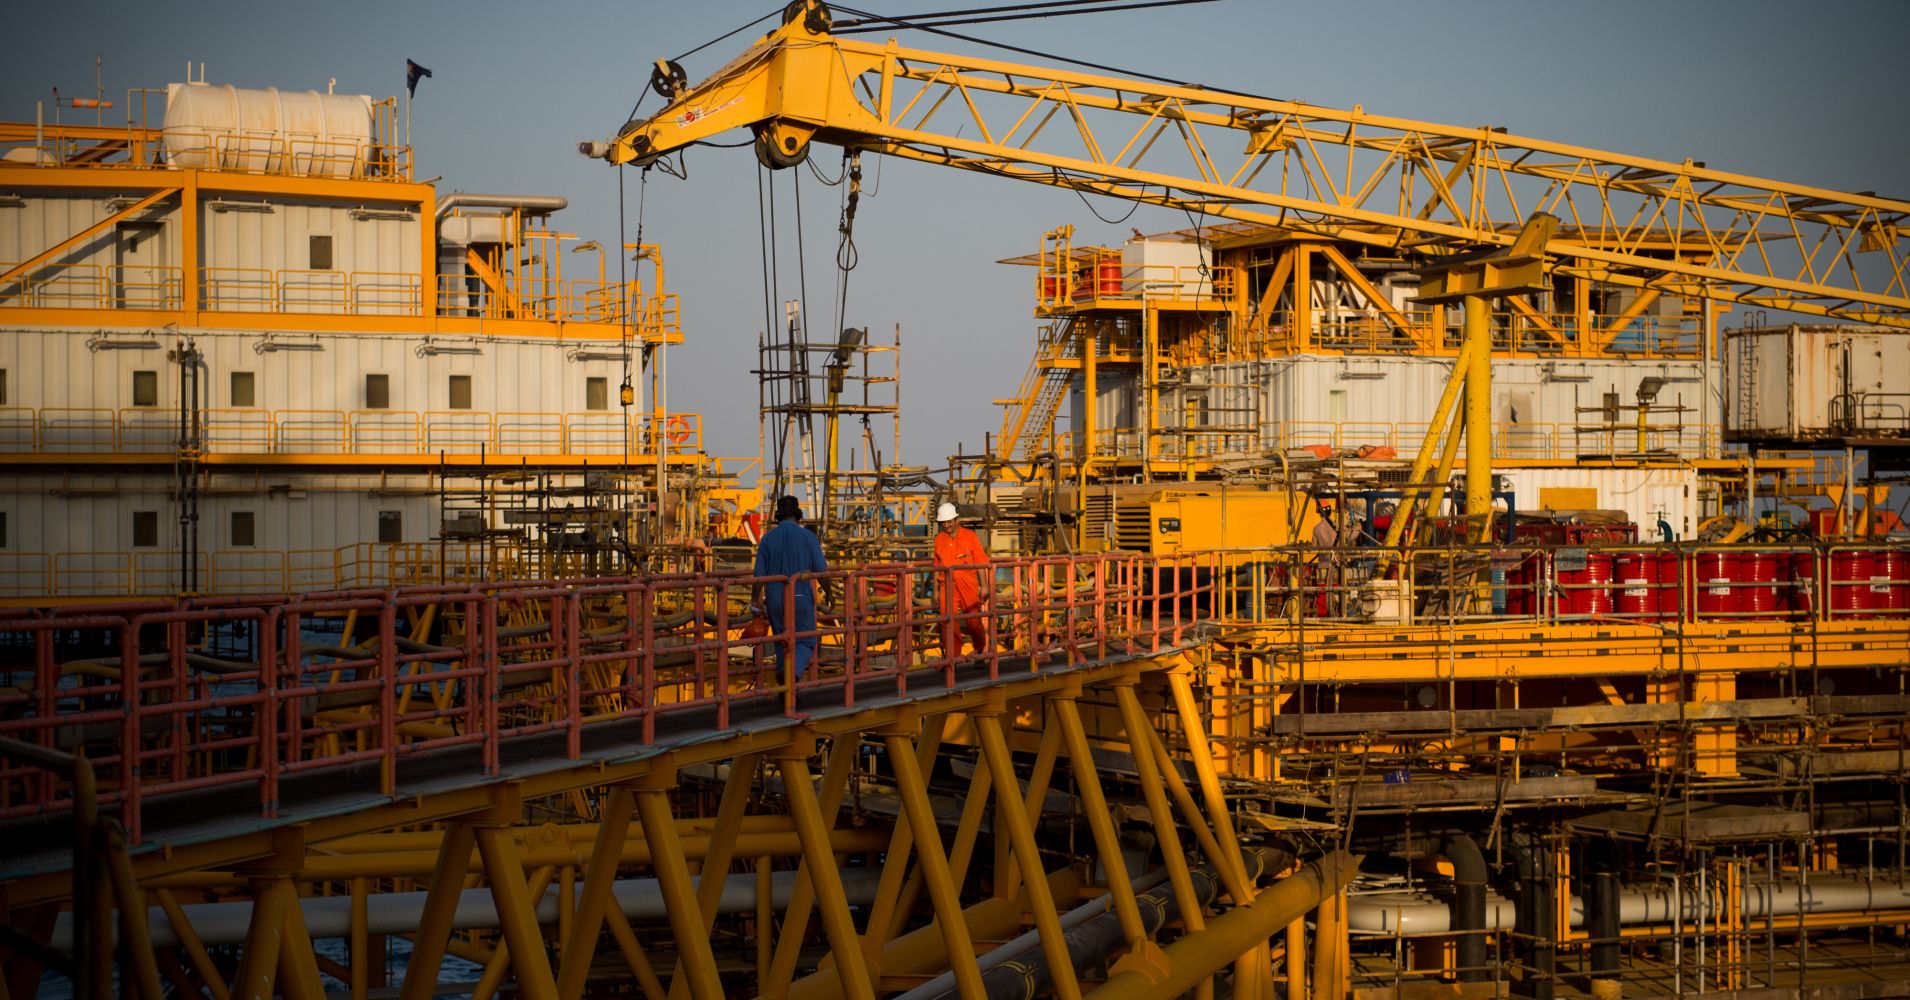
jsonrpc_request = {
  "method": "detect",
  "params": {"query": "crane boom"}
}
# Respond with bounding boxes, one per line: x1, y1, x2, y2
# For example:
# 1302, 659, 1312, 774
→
585, 4, 1910, 328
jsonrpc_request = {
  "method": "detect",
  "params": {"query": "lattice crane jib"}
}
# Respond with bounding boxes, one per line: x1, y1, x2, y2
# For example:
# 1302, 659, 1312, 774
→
585, 5, 1910, 329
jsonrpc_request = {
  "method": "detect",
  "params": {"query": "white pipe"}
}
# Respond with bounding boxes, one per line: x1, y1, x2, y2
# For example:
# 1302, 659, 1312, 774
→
1347, 873, 1910, 935
57, 867, 880, 950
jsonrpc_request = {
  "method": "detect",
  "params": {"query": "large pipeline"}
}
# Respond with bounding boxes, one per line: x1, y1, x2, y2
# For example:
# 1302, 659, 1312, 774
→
900, 848, 1294, 1000
55, 867, 881, 949
1093, 851, 1363, 1000
1347, 871, 1910, 933
1511, 833, 1556, 1000
1443, 833, 1489, 984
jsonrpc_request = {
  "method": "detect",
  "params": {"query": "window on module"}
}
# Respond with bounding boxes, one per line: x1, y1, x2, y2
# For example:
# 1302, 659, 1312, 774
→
366, 374, 390, 409
230, 511, 256, 548
132, 370, 158, 407
378, 510, 402, 543
586, 376, 608, 411
449, 374, 472, 410
231, 371, 255, 407
132, 510, 159, 547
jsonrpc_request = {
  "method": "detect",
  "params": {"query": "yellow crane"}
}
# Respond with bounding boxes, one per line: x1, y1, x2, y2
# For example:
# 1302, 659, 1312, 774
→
584, 0, 1907, 549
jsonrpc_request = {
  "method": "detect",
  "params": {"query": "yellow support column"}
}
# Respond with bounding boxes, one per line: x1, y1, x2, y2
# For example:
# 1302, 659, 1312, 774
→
1055, 697, 1149, 950
778, 749, 879, 1000
764, 737, 860, 997
1463, 293, 1492, 545
557, 786, 636, 998
634, 786, 728, 1000
665, 753, 763, 1000
1115, 683, 1209, 997
863, 725, 946, 944
474, 825, 559, 1000
400, 822, 477, 1000
232, 876, 286, 1000
976, 710, 1085, 1000
885, 730, 987, 1000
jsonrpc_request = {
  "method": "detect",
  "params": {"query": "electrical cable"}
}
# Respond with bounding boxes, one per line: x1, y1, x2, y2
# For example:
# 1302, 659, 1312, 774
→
835, 0, 1220, 34
835, 0, 1141, 27
1071, 177, 1142, 225
826, 1, 1202, 86
673, 9, 782, 63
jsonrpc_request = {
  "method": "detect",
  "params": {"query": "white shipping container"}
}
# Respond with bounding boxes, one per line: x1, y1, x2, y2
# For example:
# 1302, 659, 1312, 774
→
1496, 466, 1697, 541
1120, 239, 1213, 299
1724, 325, 1910, 441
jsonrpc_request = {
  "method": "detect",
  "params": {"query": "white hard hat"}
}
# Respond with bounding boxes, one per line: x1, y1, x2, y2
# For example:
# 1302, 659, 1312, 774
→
936, 502, 960, 523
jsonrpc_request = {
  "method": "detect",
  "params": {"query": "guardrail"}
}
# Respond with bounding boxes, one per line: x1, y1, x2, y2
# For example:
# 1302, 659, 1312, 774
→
1212, 542, 1910, 626
0, 262, 655, 326
1039, 421, 1724, 463
0, 551, 1215, 841
0, 406, 703, 459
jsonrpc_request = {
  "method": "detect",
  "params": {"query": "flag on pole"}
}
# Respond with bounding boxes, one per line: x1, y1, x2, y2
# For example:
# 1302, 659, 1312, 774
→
406, 60, 433, 97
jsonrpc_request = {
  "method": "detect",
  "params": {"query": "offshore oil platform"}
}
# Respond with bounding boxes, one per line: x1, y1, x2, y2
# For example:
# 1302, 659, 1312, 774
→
2, 2, 1908, 998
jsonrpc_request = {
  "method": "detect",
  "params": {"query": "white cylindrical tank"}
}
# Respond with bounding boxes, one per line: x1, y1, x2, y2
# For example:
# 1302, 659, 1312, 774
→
163, 82, 374, 177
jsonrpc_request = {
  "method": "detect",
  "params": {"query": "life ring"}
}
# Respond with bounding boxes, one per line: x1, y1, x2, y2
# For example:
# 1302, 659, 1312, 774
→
665, 415, 692, 445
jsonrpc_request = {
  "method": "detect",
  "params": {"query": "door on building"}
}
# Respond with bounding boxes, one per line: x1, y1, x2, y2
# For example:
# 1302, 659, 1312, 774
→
114, 221, 168, 309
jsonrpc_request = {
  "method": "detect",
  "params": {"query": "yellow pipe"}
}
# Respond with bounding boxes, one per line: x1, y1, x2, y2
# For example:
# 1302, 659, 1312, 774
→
777, 754, 878, 1000
978, 712, 1084, 1000
101, 825, 164, 1000
398, 821, 476, 1000
1284, 918, 1305, 1000
557, 787, 635, 998
886, 733, 987, 1000
1055, 698, 1148, 950
475, 826, 559, 1000
1143, 725, 1259, 1000
635, 789, 726, 1000
1090, 853, 1361, 1000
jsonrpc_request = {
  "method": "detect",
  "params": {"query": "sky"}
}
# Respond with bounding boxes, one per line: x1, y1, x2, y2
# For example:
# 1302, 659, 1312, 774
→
6, 0, 1907, 477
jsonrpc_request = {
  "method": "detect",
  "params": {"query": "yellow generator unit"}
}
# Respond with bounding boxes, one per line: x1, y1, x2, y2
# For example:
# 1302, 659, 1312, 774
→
1064, 484, 1319, 562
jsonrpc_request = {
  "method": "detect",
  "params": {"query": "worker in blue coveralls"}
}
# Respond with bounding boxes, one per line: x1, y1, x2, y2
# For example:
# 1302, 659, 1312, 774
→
751, 495, 828, 680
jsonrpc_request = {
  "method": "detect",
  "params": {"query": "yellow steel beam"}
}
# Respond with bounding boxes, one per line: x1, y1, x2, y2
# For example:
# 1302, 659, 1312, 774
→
474, 825, 559, 1000
1112, 683, 1207, 995
763, 736, 861, 997
634, 786, 726, 1000
889, 728, 995, 942
153, 889, 229, 1000
0, 187, 177, 300
862, 718, 948, 944
1089, 853, 1361, 1000
976, 710, 1083, 1000
556, 787, 635, 997
596, 22, 1910, 328
472, 866, 555, 1000
885, 731, 987, 1000
996, 707, 1062, 901
602, 893, 671, 1000
399, 822, 476, 1000
663, 753, 762, 1000
1054, 696, 1148, 951
777, 748, 878, 1000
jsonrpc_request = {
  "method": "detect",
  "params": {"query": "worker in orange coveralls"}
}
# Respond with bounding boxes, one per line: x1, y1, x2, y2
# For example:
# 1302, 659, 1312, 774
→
932, 501, 995, 656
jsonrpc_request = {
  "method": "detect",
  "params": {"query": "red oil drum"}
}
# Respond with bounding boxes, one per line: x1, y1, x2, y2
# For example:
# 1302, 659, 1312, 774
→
1829, 550, 1882, 617
1040, 275, 1060, 300
1557, 552, 1615, 618
1098, 258, 1123, 297
1880, 549, 1909, 613
1695, 551, 1741, 618
1505, 554, 1541, 616
1615, 552, 1676, 620
1740, 552, 1781, 619
1778, 550, 1817, 617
